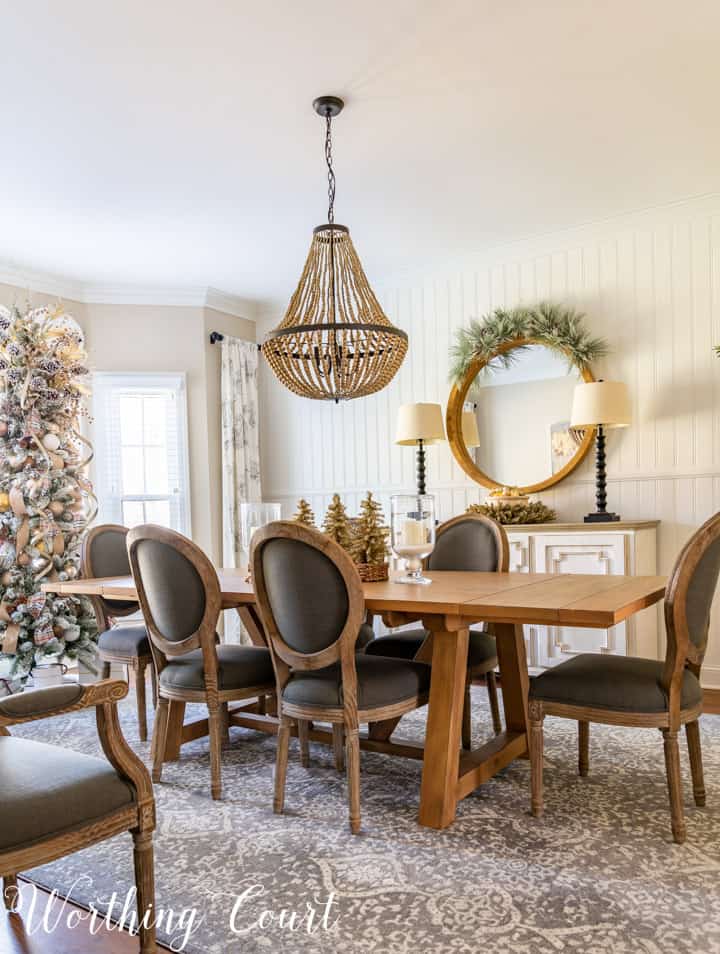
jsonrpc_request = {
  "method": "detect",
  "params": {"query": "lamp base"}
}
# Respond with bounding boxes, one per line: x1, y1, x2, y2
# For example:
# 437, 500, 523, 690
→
584, 511, 621, 523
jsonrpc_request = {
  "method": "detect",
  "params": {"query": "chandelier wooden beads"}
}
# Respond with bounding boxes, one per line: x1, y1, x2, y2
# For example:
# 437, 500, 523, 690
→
261, 96, 408, 402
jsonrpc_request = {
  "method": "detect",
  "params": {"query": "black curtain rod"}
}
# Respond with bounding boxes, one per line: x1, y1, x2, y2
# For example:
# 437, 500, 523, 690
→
209, 331, 262, 351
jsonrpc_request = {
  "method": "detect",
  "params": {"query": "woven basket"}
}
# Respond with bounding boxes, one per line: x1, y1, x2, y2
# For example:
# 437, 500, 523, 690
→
355, 562, 389, 583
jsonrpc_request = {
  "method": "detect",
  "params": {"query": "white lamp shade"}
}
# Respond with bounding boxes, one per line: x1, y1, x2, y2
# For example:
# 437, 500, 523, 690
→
570, 381, 631, 429
461, 410, 481, 448
395, 403, 446, 445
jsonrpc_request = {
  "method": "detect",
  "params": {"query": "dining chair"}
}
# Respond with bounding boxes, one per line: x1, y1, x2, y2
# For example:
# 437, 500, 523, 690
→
82, 524, 156, 742
0, 680, 157, 952
127, 524, 275, 800
529, 511, 720, 844
365, 512, 509, 746
251, 521, 431, 833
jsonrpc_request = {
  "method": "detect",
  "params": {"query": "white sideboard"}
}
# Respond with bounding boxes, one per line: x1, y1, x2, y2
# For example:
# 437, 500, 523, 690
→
380, 520, 660, 671
505, 521, 660, 669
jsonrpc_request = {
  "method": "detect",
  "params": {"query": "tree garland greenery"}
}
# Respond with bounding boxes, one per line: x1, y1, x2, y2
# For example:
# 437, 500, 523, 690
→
467, 501, 557, 525
449, 301, 608, 384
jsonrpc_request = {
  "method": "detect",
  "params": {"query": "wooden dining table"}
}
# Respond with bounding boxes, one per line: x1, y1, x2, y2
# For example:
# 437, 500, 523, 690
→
43, 569, 666, 829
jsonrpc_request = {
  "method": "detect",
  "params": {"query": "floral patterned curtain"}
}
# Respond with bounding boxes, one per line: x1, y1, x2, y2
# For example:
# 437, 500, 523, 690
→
221, 337, 261, 642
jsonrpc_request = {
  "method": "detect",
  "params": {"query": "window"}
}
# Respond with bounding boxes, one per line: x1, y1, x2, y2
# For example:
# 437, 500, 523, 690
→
91, 373, 191, 535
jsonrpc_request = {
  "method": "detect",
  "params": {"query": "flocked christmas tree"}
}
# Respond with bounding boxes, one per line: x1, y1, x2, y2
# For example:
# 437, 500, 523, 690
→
322, 493, 353, 551
351, 492, 389, 565
292, 498, 316, 528
0, 304, 98, 682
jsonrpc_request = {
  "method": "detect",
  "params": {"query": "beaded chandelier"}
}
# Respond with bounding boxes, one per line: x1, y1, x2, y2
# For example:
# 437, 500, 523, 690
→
262, 96, 408, 402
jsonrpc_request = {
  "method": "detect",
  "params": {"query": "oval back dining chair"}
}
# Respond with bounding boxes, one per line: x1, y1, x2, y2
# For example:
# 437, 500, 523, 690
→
365, 512, 509, 746
127, 524, 275, 800
529, 510, 720, 843
251, 521, 431, 833
82, 524, 155, 741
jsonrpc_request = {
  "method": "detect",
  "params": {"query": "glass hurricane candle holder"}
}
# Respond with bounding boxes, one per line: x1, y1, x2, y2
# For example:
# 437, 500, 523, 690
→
240, 502, 282, 555
390, 494, 436, 585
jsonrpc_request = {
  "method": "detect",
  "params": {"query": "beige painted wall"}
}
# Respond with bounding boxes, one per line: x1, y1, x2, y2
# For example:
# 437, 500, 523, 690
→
0, 282, 255, 562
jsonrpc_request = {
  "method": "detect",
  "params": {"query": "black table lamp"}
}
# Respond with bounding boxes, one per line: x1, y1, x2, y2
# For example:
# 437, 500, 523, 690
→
395, 403, 446, 495
570, 380, 631, 523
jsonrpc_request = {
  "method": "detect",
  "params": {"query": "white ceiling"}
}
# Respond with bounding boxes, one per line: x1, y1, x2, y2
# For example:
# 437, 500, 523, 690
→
2, 0, 720, 311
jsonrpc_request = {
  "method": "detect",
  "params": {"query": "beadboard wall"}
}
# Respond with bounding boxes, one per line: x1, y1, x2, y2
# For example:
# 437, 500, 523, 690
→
258, 194, 720, 687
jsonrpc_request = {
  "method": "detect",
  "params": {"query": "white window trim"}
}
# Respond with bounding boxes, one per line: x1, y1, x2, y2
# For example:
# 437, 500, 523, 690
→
90, 371, 192, 536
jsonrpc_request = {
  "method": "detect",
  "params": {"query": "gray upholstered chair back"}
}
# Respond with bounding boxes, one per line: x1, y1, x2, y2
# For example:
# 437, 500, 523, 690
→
665, 511, 720, 672
132, 537, 207, 644
680, 528, 720, 652
83, 524, 139, 615
259, 537, 350, 655
428, 515, 504, 572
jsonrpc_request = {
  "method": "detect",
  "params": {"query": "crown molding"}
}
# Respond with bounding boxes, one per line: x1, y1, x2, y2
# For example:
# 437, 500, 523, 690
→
0, 261, 257, 321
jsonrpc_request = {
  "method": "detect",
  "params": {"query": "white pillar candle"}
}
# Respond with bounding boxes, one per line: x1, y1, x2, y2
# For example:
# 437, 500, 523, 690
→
402, 518, 425, 546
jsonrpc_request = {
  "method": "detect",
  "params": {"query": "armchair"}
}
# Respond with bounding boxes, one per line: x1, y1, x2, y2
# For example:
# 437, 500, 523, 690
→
0, 680, 157, 952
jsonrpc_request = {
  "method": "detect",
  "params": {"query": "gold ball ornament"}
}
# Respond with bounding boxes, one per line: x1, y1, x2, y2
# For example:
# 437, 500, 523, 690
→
0, 492, 9, 510
63, 564, 78, 579
1, 571, 11, 585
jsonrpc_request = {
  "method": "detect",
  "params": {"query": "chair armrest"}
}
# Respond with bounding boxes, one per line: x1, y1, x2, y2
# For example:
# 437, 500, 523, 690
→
0, 680, 128, 727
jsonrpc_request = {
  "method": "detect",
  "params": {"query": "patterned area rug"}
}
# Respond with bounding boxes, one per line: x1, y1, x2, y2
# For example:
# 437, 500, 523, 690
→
11, 690, 720, 954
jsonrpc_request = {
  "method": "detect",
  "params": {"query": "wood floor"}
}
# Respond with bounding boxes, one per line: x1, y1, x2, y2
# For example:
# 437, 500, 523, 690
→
0, 880, 170, 953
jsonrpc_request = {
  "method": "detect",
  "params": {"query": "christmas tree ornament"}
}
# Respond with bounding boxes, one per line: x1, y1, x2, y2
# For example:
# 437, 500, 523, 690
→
292, 498, 317, 528
41, 432, 61, 451
350, 492, 390, 581
322, 494, 353, 551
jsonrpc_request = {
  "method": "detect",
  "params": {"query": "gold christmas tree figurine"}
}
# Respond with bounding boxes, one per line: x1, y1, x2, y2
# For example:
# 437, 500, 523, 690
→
351, 492, 390, 566
293, 498, 316, 528
322, 494, 353, 551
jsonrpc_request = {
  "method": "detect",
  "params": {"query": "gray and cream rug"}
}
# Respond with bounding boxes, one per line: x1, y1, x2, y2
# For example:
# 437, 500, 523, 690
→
11, 691, 720, 953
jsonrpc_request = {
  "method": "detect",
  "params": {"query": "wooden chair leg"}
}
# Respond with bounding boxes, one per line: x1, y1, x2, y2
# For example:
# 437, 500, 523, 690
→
345, 724, 361, 834
461, 679, 473, 750
151, 698, 170, 783
685, 720, 706, 807
332, 723, 345, 771
131, 831, 157, 953
220, 702, 230, 744
150, 664, 158, 710
298, 719, 310, 767
662, 728, 686, 844
134, 659, 148, 743
101, 660, 111, 679
208, 703, 224, 800
486, 670, 502, 735
578, 720, 590, 777
529, 699, 545, 818
274, 716, 291, 814
3, 874, 19, 912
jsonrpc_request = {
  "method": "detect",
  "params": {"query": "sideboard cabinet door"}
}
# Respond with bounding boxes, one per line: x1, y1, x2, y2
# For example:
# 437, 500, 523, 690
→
510, 524, 659, 668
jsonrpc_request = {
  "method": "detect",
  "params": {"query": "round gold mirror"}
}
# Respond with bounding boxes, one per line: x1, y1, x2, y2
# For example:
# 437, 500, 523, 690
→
447, 338, 596, 495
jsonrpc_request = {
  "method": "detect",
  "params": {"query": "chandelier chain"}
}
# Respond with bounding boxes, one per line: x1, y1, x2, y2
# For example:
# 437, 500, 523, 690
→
325, 113, 335, 224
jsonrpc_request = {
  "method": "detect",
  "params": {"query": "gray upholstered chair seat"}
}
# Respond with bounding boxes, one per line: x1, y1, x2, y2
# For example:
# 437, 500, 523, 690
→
366, 627, 497, 667
159, 644, 274, 692
530, 654, 703, 712
0, 735, 134, 852
282, 654, 430, 710
98, 624, 150, 657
